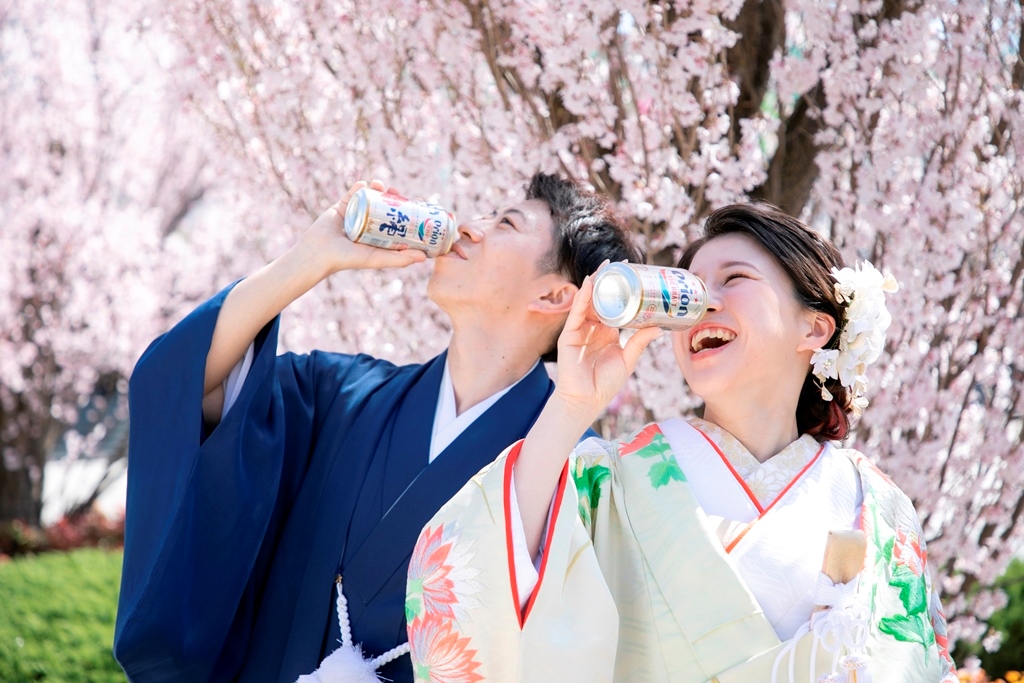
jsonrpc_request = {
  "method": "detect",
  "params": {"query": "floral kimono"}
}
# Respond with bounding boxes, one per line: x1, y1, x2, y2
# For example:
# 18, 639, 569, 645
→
405, 418, 957, 683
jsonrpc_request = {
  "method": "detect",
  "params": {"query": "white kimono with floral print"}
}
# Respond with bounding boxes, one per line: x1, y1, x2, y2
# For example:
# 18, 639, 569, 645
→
405, 419, 957, 683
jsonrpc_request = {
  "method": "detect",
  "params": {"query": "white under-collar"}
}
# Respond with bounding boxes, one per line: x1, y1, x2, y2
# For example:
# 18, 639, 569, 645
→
429, 358, 539, 462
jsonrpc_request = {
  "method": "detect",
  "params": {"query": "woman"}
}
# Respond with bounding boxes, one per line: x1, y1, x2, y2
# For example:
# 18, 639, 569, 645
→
404, 204, 957, 682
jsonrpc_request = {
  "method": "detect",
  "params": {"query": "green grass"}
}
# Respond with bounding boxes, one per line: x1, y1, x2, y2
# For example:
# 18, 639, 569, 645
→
0, 548, 127, 682
1, 546, 1022, 681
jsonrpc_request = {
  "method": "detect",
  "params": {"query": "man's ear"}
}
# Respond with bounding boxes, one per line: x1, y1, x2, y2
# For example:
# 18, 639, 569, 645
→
527, 276, 579, 315
798, 310, 837, 352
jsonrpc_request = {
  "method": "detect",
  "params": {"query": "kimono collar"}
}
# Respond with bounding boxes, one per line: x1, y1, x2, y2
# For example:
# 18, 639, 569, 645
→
687, 417, 823, 509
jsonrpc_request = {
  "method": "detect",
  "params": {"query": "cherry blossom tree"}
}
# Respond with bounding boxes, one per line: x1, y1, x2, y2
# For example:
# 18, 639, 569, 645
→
153, 0, 1023, 646
0, 0, 237, 526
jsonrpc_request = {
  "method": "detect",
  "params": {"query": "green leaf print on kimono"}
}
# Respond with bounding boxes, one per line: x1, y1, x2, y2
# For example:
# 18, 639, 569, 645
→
878, 528, 934, 648
863, 478, 935, 652
572, 458, 610, 529
618, 423, 686, 489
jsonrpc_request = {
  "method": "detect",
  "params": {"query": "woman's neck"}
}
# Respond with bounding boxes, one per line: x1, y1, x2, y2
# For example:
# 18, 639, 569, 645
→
702, 400, 801, 464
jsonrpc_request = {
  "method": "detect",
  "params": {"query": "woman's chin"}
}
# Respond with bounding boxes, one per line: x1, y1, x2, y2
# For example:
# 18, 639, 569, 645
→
680, 361, 740, 401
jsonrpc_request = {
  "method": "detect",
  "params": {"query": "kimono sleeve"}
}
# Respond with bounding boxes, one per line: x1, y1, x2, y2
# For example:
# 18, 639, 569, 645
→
113, 284, 382, 683
406, 438, 620, 683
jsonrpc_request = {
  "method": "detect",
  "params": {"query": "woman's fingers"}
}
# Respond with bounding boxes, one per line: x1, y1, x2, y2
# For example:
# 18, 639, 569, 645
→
562, 275, 595, 334
621, 326, 663, 371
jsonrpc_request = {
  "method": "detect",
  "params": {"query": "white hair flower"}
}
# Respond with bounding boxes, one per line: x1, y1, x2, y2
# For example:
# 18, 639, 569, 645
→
810, 261, 898, 413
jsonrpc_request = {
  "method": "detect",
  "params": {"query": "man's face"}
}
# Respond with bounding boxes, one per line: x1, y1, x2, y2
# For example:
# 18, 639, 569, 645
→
427, 198, 557, 316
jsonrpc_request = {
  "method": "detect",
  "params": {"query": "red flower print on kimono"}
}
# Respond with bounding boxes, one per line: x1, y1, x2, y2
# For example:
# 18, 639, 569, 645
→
406, 523, 481, 624
408, 613, 484, 683
934, 631, 954, 668
407, 525, 458, 621
616, 424, 684, 489
892, 528, 926, 577
617, 423, 661, 457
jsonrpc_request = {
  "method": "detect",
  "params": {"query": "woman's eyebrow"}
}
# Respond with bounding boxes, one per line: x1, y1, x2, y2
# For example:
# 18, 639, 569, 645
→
720, 260, 760, 271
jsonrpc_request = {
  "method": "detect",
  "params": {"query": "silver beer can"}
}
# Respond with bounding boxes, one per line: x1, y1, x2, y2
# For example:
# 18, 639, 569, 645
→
344, 188, 456, 257
592, 262, 708, 330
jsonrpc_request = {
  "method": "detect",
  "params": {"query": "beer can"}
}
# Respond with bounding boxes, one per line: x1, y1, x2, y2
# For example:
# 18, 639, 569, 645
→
344, 188, 456, 257
591, 262, 708, 330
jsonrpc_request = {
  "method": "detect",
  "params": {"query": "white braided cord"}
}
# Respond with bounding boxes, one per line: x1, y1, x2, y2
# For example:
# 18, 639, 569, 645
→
771, 574, 870, 683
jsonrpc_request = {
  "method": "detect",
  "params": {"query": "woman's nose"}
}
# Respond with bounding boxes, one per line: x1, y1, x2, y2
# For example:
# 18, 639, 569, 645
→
703, 286, 722, 313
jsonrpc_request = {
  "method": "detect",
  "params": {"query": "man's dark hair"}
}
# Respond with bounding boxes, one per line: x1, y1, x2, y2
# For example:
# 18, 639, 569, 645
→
526, 173, 642, 362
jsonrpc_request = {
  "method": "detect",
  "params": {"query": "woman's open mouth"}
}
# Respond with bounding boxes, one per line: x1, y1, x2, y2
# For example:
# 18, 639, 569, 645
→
690, 327, 736, 355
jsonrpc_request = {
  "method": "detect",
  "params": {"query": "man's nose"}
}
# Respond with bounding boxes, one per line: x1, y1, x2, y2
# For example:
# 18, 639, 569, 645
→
458, 220, 484, 243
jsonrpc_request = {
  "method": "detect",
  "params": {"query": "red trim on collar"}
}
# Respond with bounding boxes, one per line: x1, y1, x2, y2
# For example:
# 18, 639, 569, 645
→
691, 426, 826, 554
723, 443, 826, 554
502, 440, 570, 629
694, 427, 767, 514
503, 440, 526, 624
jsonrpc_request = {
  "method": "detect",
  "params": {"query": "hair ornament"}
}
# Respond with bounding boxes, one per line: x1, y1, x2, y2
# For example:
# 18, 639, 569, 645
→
810, 261, 899, 412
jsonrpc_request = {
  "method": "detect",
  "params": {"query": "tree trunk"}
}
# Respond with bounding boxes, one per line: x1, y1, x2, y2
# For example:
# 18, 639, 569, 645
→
0, 464, 42, 524
0, 409, 61, 526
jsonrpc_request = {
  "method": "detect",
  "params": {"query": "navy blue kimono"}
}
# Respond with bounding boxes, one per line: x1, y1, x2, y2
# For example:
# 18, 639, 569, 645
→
113, 285, 555, 683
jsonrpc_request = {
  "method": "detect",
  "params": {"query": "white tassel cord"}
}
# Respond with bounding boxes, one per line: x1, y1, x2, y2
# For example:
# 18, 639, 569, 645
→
294, 576, 411, 683
771, 573, 870, 683
336, 575, 354, 650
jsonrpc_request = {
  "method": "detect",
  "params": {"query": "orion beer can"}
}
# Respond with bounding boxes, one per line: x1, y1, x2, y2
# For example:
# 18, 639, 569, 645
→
591, 262, 708, 330
344, 188, 456, 257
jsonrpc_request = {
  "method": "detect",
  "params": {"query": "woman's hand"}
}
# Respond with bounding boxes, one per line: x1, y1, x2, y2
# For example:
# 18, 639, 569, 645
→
513, 268, 662, 557
297, 179, 428, 276
550, 269, 663, 430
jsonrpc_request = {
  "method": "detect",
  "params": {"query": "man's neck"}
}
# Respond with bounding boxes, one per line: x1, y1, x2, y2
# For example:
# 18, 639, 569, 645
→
446, 316, 544, 416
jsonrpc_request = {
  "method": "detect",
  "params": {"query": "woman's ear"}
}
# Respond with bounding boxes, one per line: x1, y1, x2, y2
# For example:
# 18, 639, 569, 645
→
526, 276, 579, 316
798, 311, 837, 352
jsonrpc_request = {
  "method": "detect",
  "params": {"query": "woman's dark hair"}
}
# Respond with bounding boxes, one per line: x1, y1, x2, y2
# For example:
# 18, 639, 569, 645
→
678, 202, 852, 441
526, 173, 643, 362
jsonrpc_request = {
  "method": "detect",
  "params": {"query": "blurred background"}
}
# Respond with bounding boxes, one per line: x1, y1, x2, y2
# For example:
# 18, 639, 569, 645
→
1, 0, 1022, 679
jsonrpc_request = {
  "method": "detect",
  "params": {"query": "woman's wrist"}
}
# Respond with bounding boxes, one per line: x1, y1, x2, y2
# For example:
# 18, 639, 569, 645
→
542, 392, 601, 440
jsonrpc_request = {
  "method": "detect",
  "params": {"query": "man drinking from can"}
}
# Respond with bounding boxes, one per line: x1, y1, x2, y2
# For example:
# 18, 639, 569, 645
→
113, 173, 641, 683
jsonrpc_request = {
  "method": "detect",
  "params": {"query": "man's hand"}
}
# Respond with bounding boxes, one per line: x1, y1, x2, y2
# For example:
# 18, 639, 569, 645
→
297, 179, 428, 276
201, 179, 427, 419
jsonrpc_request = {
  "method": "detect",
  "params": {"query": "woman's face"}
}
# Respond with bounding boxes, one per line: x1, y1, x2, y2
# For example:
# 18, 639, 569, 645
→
671, 233, 824, 408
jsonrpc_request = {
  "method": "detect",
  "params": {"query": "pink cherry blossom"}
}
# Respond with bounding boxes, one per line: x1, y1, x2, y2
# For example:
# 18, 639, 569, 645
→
5, 0, 1021, 654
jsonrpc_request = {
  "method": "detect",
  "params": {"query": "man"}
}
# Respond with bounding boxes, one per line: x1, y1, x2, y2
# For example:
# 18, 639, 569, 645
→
113, 173, 640, 683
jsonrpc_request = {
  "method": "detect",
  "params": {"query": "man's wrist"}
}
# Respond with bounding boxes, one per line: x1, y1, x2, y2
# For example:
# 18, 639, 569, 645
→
292, 236, 343, 279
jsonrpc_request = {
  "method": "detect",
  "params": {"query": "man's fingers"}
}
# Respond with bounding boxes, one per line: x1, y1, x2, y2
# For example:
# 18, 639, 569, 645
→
344, 180, 368, 198
335, 180, 369, 211
346, 241, 428, 268
385, 249, 427, 267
